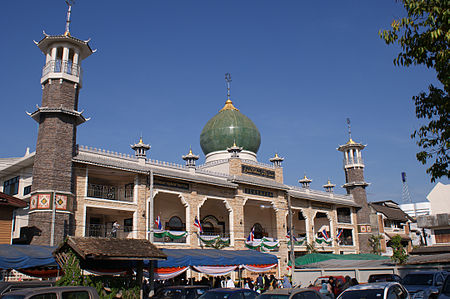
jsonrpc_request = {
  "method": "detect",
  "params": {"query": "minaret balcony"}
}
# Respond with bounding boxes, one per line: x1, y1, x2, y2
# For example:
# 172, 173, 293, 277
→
343, 157, 364, 168
41, 59, 83, 85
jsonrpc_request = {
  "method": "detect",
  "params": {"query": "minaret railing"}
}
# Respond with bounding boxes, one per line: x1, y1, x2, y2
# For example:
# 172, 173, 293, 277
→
42, 59, 82, 78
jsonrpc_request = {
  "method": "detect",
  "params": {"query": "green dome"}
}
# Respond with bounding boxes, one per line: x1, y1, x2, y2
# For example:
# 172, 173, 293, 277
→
200, 100, 261, 155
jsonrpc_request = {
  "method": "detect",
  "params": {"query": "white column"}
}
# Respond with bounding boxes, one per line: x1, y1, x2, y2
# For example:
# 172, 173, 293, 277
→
51, 47, 57, 60
344, 151, 349, 164
348, 149, 354, 164
62, 47, 69, 74
62, 47, 69, 61
46, 49, 52, 63
73, 50, 79, 65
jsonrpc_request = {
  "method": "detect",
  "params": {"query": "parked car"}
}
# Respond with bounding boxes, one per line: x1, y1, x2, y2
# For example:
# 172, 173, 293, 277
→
198, 288, 258, 299
153, 285, 211, 299
368, 274, 403, 283
0, 281, 56, 297
402, 271, 448, 299
257, 288, 323, 299
310, 276, 345, 297
0, 286, 99, 299
337, 282, 409, 299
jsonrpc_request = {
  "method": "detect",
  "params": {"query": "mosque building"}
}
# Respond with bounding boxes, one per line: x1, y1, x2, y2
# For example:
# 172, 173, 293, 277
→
0, 4, 376, 276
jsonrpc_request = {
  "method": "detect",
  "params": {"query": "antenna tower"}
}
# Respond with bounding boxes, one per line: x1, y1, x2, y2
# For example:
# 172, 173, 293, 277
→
401, 172, 412, 203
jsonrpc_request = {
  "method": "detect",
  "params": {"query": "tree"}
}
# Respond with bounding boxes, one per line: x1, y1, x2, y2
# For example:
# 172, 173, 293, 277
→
306, 241, 318, 254
379, 0, 449, 182
368, 234, 383, 255
389, 235, 409, 264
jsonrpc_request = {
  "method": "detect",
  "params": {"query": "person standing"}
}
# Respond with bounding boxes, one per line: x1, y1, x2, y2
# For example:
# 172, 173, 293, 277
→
111, 220, 120, 238
226, 277, 235, 288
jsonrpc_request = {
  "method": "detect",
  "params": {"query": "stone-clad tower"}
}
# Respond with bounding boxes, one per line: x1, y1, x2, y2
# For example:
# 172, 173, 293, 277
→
28, 3, 93, 245
338, 132, 371, 253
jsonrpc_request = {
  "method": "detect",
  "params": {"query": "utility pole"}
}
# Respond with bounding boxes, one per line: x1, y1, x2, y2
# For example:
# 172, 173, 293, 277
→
287, 194, 295, 276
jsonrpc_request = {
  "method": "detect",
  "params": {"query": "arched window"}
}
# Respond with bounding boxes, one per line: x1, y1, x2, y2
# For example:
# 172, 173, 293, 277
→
167, 216, 184, 231
201, 215, 224, 234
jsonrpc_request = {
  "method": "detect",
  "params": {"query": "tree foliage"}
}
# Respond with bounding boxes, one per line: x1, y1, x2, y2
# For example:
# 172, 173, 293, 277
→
390, 235, 409, 264
57, 250, 139, 299
368, 234, 383, 255
379, 0, 449, 182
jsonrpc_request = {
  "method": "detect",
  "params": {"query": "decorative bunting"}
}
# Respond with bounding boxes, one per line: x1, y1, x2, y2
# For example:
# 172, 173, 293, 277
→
153, 230, 188, 240
197, 234, 230, 246
245, 237, 279, 251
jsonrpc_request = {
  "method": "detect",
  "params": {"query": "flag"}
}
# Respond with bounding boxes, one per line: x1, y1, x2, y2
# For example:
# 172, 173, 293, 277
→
155, 216, 162, 230
321, 228, 329, 239
247, 226, 255, 242
286, 230, 298, 242
336, 228, 343, 240
194, 216, 203, 233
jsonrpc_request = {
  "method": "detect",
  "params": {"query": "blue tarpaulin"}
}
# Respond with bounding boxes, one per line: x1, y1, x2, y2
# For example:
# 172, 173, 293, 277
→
152, 249, 278, 268
0, 245, 278, 270
0, 245, 57, 269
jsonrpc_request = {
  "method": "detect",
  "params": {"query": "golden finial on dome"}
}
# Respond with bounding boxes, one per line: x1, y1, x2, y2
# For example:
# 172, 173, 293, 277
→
220, 99, 239, 112
139, 136, 144, 144
347, 138, 356, 145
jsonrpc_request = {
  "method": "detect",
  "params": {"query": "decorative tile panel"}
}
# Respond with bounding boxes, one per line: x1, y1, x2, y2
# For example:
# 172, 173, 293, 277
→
30, 195, 38, 209
38, 193, 51, 209
55, 194, 68, 210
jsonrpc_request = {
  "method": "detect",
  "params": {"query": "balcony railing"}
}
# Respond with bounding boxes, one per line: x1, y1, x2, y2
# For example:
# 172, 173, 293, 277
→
343, 157, 364, 166
87, 224, 133, 238
42, 59, 82, 78
87, 183, 134, 202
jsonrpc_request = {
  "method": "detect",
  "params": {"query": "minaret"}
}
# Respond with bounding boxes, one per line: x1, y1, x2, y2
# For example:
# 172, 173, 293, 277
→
131, 137, 151, 165
270, 153, 284, 168
227, 141, 243, 158
299, 175, 312, 189
182, 148, 199, 169
337, 119, 371, 253
323, 179, 336, 193
28, 2, 93, 246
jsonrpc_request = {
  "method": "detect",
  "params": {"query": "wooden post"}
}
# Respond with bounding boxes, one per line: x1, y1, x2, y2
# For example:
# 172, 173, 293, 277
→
137, 260, 144, 299
149, 261, 155, 297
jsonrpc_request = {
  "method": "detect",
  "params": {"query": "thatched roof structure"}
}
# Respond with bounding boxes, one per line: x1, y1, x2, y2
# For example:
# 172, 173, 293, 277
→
54, 237, 166, 262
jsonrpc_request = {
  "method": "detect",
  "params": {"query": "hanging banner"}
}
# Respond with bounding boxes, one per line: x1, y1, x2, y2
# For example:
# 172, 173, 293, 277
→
242, 264, 277, 273
192, 265, 237, 276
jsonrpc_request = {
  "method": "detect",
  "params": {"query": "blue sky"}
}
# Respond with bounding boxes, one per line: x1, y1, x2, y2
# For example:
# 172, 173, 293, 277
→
1, 1, 447, 203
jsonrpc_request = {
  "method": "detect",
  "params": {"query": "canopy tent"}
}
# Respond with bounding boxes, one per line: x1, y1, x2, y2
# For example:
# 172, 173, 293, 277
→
0, 244, 57, 269
293, 253, 389, 267
150, 249, 278, 279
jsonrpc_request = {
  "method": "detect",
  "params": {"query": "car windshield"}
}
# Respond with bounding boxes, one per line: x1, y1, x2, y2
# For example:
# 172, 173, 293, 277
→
257, 294, 290, 299
199, 291, 233, 299
339, 289, 384, 299
314, 279, 328, 287
403, 274, 434, 286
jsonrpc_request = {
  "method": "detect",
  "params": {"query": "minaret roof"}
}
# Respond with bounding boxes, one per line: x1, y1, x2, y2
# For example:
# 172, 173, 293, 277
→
299, 175, 312, 184
35, 33, 94, 60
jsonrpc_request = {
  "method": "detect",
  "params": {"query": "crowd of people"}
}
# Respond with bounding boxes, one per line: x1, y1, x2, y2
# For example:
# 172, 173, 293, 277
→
317, 276, 359, 299
151, 274, 293, 294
